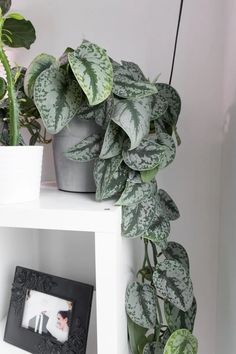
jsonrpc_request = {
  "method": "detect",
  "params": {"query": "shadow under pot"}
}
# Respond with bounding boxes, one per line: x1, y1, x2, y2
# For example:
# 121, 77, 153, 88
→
53, 118, 100, 193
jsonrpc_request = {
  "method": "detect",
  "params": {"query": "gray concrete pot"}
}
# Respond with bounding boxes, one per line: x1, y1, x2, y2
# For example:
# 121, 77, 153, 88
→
53, 118, 99, 193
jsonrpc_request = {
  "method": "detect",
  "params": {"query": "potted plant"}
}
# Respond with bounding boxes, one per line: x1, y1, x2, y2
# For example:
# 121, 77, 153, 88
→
0, 0, 47, 204
28, 39, 198, 352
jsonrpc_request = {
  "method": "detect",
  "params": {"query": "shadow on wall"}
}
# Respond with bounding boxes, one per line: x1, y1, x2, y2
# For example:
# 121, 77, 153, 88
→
217, 91, 236, 354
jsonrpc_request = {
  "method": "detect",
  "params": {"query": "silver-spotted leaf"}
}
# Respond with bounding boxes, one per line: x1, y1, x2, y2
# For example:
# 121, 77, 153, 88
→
34, 66, 82, 134
163, 242, 190, 272
112, 61, 156, 99
150, 94, 168, 121
68, 41, 113, 105
156, 133, 176, 169
65, 134, 102, 161
164, 297, 197, 333
24, 53, 56, 98
143, 214, 170, 250
126, 282, 157, 329
123, 138, 166, 171
116, 177, 156, 206
99, 120, 124, 159
122, 195, 156, 238
163, 329, 198, 354
121, 60, 146, 81
94, 155, 128, 200
153, 260, 193, 311
156, 83, 181, 126
157, 189, 180, 221
143, 342, 163, 354
0, 0, 11, 15
112, 97, 152, 150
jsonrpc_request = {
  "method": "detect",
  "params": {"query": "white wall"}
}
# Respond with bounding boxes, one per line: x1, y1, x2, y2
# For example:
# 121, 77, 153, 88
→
2, 1, 227, 353
216, 0, 236, 353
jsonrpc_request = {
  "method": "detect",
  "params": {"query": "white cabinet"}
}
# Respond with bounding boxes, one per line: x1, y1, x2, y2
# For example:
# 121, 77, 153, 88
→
0, 185, 134, 354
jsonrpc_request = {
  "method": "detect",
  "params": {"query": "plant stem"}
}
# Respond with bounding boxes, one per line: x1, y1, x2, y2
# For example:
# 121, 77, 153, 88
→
0, 16, 19, 145
144, 239, 152, 272
151, 241, 158, 267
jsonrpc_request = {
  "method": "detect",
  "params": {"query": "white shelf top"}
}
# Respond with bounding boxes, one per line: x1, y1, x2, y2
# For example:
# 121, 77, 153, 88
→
0, 184, 121, 233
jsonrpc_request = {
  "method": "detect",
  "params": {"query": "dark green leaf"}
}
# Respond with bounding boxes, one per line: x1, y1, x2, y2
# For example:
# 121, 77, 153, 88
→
0, 77, 6, 99
3, 18, 36, 49
163, 242, 190, 272
0, 0, 11, 15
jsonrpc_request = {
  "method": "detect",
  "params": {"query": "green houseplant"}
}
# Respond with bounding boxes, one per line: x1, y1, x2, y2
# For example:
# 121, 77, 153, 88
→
0, 0, 47, 204
28, 40, 198, 353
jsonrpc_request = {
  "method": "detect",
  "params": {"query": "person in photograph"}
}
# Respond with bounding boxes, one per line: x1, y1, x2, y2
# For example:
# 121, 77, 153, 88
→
46, 310, 72, 343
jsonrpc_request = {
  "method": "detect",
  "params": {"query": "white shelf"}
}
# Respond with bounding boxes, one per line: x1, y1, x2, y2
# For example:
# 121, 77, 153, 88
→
0, 184, 121, 233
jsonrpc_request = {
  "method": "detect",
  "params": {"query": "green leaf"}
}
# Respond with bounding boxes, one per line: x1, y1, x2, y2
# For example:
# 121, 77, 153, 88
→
116, 177, 156, 206
7, 12, 24, 20
127, 316, 149, 354
157, 189, 180, 221
150, 94, 168, 121
122, 195, 156, 238
143, 214, 170, 250
163, 242, 190, 272
156, 83, 181, 126
153, 260, 193, 311
143, 342, 163, 354
123, 138, 166, 171
121, 60, 146, 81
65, 134, 102, 161
68, 41, 113, 105
163, 329, 198, 354
3, 18, 36, 49
126, 282, 157, 328
112, 61, 157, 99
99, 120, 124, 159
94, 155, 128, 200
0, 0, 11, 15
34, 66, 82, 134
156, 133, 176, 169
112, 96, 152, 150
164, 297, 197, 333
141, 167, 159, 183
24, 53, 56, 98
0, 77, 6, 100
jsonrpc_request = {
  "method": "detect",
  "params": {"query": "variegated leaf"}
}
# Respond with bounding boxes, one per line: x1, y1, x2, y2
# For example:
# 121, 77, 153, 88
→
122, 196, 156, 238
34, 66, 82, 134
150, 94, 168, 121
99, 120, 124, 159
153, 260, 193, 311
68, 41, 113, 105
65, 134, 102, 161
126, 282, 157, 328
94, 155, 128, 200
163, 329, 198, 354
95, 94, 114, 128
156, 133, 176, 169
156, 83, 181, 126
143, 342, 163, 354
112, 61, 157, 99
112, 97, 152, 150
164, 297, 197, 333
143, 214, 170, 250
157, 189, 180, 221
121, 60, 146, 81
141, 166, 159, 183
24, 53, 56, 98
163, 242, 190, 272
116, 177, 156, 206
123, 139, 166, 171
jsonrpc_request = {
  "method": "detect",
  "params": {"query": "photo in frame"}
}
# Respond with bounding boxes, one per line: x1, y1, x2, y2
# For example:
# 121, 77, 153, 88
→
4, 266, 94, 354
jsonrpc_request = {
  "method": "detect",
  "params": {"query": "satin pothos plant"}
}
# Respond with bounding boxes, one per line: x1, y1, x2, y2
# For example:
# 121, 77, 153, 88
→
27, 41, 198, 354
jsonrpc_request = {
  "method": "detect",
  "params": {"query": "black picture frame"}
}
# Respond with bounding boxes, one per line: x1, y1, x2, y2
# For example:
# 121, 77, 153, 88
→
4, 266, 94, 354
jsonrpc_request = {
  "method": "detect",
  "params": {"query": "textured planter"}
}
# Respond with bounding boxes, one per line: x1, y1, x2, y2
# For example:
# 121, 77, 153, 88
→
0, 146, 43, 204
53, 119, 99, 193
